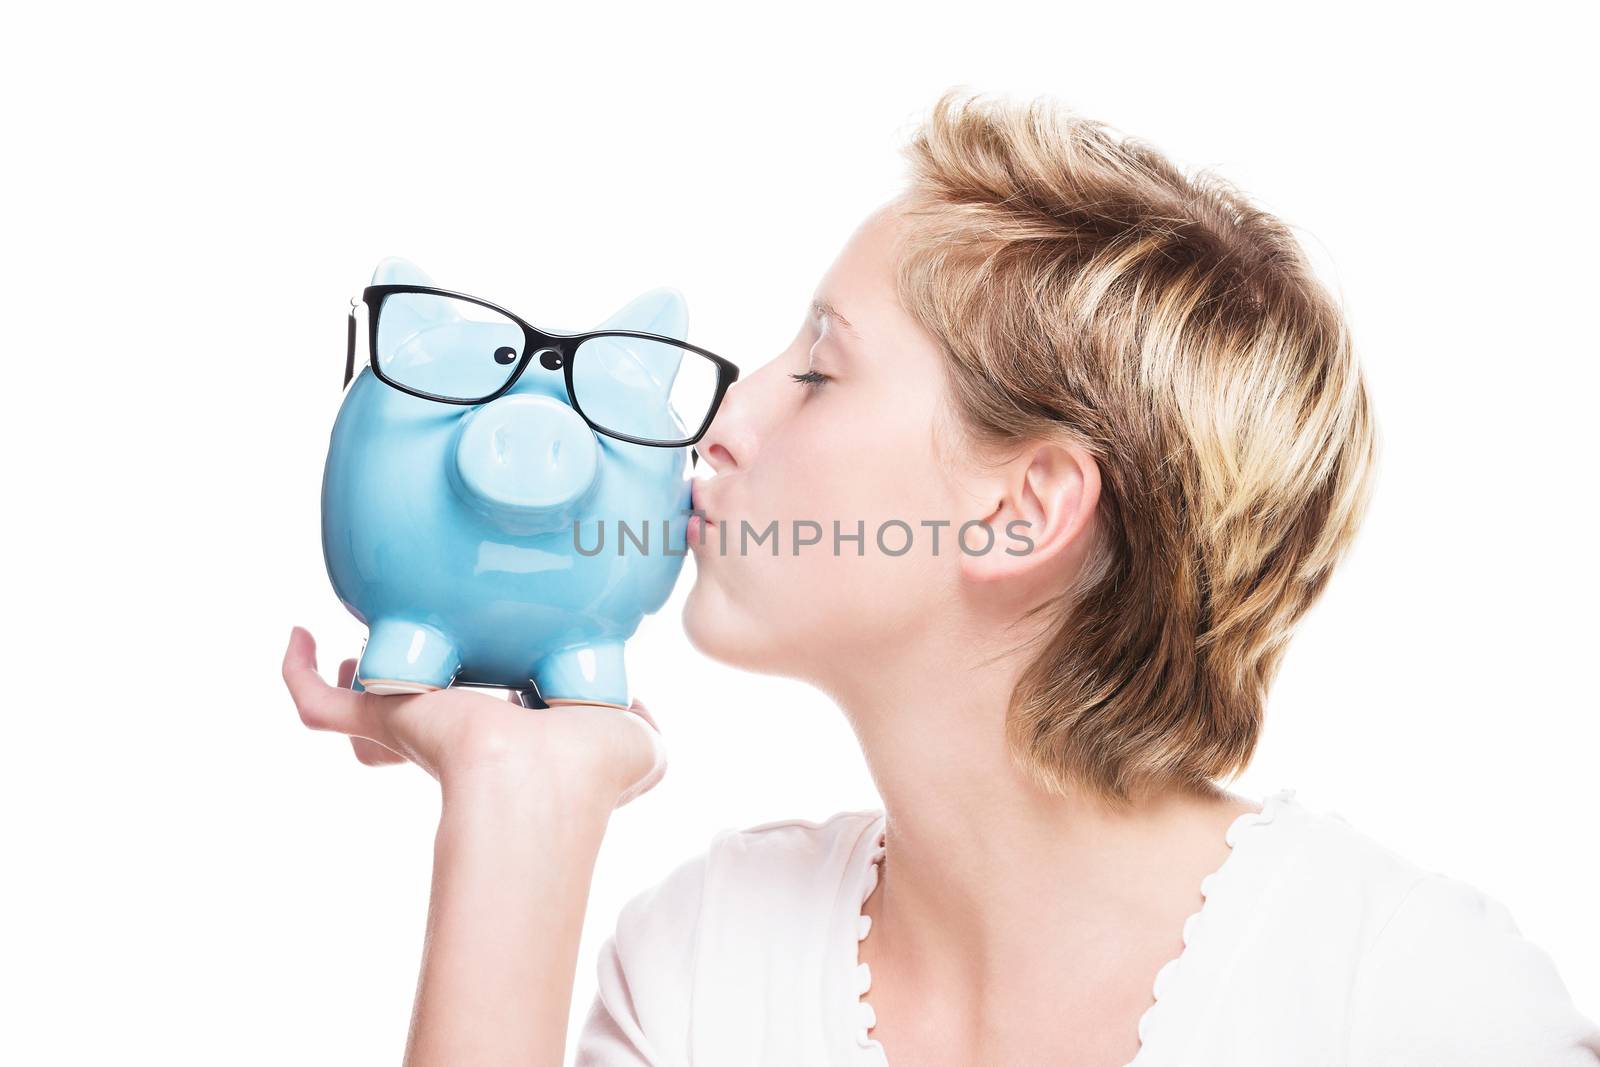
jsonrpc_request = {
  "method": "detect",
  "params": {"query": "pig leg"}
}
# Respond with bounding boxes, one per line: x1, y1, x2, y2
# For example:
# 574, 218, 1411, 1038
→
356, 618, 462, 695
532, 641, 630, 709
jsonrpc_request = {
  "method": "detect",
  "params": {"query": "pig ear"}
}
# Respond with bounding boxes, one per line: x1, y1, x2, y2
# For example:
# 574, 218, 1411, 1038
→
596, 286, 689, 340
370, 256, 436, 287
368, 257, 459, 341
581, 287, 691, 405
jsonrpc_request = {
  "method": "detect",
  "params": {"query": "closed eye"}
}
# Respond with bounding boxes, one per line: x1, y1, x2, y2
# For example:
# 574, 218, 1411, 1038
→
790, 369, 830, 389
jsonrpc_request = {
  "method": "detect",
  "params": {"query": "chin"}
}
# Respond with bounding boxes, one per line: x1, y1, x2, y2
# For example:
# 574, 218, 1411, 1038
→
681, 575, 792, 676
681, 574, 740, 662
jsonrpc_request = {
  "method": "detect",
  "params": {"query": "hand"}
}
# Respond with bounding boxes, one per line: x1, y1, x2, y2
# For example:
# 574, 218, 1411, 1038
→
281, 626, 667, 809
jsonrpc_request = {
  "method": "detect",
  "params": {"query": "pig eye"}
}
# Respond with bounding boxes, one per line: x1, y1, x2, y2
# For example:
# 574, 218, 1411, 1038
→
493, 346, 519, 365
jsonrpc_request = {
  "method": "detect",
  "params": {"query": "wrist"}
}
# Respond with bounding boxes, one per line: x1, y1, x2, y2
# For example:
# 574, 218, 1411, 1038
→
440, 765, 617, 824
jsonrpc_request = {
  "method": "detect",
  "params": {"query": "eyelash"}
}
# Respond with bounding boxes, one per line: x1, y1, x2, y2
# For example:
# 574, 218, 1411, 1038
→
790, 369, 830, 390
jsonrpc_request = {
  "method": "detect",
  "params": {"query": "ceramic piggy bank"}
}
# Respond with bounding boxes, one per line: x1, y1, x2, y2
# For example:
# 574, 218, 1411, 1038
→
321, 257, 695, 708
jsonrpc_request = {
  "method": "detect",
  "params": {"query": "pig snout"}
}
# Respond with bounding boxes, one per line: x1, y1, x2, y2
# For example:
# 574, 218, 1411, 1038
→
450, 394, 600, 532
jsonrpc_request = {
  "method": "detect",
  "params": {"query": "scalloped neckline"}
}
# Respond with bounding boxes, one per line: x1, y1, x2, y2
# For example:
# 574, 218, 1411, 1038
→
848, 787, 1298, 1065
850, 824, 889, 1056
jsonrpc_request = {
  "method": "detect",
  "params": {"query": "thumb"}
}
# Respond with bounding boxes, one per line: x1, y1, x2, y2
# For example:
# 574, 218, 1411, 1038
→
614, 700, 667, 808
626, 698, 661, 734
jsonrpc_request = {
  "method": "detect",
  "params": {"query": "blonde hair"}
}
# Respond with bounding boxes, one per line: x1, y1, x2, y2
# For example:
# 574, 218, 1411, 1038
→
895, 88, 1380, 807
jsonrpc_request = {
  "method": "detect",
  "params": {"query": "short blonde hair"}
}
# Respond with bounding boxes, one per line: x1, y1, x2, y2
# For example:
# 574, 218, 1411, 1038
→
895, 89, 1380, 807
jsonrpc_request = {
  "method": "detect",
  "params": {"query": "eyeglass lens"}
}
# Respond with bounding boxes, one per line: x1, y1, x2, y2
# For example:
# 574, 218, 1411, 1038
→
375, 291, 523, 400
571, 333, 721, 445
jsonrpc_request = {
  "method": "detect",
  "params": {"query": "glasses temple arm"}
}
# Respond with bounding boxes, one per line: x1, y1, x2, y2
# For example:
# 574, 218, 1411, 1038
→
344, 300, 360, 389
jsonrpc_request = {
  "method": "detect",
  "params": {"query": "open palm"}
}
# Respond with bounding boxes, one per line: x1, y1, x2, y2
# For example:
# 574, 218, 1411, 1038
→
281, 626, 666, 807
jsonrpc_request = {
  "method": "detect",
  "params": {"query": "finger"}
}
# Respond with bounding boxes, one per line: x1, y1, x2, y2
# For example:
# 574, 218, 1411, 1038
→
614, 704, 668, 808
350, 736, 406, 766
609, 698, 667, 808
625, 699, 661, 735
336, 657, 358, 690
282, 627, 391, 744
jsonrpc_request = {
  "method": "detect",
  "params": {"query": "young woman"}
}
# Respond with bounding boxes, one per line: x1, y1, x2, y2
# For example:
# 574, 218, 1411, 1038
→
282, 90, 1600, 1066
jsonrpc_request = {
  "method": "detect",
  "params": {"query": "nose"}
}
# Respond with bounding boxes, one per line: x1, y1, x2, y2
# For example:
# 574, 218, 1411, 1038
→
692, 378, 747, 475
451, 394, 600, 532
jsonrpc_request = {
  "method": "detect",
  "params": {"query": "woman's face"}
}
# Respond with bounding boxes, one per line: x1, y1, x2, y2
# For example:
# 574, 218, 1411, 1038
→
683, 198, 984, 688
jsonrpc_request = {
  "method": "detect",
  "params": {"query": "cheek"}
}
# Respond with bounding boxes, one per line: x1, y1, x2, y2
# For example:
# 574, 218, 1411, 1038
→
761, 386, 957, 611
685, 375, 962, 672
794, 384, 951, 525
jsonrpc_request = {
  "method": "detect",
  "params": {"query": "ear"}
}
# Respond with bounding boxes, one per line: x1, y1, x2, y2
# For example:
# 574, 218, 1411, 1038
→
957, 438, 1101, 585
582, 286, 691, 402
368, 257, 459, 344
598, 286, 688, 340
371, 256, 436, 287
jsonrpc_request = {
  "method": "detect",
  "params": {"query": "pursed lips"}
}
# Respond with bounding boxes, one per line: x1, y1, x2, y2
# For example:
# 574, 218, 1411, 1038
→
689, 481, 712, 521
687, 481, 711, 546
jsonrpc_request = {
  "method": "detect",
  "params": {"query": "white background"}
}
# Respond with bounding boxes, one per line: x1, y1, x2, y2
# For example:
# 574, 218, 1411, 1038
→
3, 2, 1595, 1063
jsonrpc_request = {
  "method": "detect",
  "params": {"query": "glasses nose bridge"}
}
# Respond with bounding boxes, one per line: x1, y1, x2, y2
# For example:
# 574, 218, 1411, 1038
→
500, 343, 572, 409
495, 314, 562, 388
530, 343, 566, 374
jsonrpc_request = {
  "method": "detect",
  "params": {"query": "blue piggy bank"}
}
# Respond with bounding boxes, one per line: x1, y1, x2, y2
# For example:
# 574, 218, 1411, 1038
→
321, 257, 696, 708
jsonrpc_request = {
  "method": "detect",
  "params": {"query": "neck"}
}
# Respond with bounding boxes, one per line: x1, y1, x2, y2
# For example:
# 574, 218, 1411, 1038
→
827, 625, 1258, 1014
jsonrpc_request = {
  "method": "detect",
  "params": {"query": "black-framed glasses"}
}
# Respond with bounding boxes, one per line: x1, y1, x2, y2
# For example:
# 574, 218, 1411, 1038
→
344, 284, 740, 449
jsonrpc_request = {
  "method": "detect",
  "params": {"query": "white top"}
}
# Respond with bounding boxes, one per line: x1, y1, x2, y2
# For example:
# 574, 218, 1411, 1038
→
573, 787, 1600, 1066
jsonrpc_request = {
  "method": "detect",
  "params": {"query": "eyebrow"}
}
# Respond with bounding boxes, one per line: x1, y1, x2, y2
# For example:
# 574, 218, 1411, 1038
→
810, 298, 862, 341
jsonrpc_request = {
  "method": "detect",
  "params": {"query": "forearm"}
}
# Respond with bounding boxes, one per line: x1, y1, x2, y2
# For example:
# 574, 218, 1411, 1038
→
404, 777, 614, 1067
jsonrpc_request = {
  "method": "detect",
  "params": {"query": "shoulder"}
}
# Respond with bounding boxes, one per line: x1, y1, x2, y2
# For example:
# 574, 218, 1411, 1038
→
710, 808, 887, 887
578, 835, 712, 1066
610, 807, 883, 937
1222, 788, 1442, 935
1170, 791, 1599, 1063
576, 810, 885, 1063
1344, 870, 1600, 1065
1259, 790, 1600, 1065
1257, 788, 1428, 889
691, 808, 887, 961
